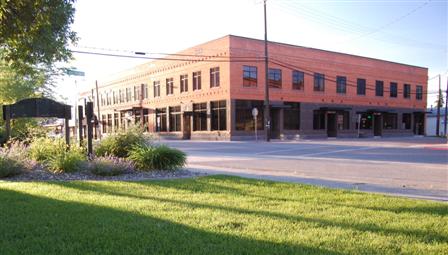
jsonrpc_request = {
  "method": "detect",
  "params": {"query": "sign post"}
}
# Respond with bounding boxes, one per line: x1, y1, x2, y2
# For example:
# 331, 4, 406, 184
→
252, 107, 259, 141
357, 114, 361, 138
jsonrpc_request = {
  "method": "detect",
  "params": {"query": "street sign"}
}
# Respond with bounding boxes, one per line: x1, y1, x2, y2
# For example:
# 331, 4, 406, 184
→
66, 69, 85, 76
252, 108, 258, 141
252, 107, 258, 118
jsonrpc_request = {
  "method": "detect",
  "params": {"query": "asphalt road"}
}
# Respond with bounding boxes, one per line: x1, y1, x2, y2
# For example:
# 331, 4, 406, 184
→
160, 137, 448, 201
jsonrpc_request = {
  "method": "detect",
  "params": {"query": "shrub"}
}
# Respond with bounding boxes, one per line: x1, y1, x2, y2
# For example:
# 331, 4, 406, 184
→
0, 128, 6, 146
89, 156, 135, 176
29, 137, 66, 162
4, 140, 36, 169
46, 146, 87, 173
95, 126, 148, 158
128, 145, 186, 171
0, 150, 23, 178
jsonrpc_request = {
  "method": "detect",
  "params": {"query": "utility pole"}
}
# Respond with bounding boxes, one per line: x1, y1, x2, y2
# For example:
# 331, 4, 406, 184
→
444, 76, 448, 136
95, 80, 102, 140
263, 0, 271, 142
436, 75, 441, 136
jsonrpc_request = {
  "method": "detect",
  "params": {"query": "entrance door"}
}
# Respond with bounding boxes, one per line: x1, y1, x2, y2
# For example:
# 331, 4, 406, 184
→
270, 109, 280, 139
413, 113, 425, 135
327, 113, 337, 137
373, 114, 382, 136
182, 114, 191, 139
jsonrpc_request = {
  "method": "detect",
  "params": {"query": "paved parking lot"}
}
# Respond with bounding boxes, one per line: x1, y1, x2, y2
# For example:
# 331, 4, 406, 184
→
161, 137, 448, 201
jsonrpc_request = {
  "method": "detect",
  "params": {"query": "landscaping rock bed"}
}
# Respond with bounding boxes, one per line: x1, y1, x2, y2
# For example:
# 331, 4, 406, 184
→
4, 168, 206, 182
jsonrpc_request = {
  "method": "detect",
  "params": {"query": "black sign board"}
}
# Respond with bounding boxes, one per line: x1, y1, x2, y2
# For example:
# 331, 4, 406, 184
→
3, 98, 71, 120
2, 98, 72, 146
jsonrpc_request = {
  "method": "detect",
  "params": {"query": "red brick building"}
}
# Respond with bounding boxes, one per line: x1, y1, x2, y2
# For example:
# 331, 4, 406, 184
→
79, 35, 428, 140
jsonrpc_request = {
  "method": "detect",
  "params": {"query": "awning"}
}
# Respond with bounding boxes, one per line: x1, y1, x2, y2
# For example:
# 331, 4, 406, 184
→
319, 107, 352, 112
270, 101, 291, 109
356, 109, 395, 114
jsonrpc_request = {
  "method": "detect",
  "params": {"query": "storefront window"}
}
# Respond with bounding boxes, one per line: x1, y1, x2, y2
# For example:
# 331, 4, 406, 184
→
313, 110, 325, 130
337, 111, 350, 130
284, 102, 300, 130
169, 106, 181, 132
384, 113, 397, 129
235, 100, 263, 131
211, 100, 227, 131
402, 113, 411, 129
193, 103, 207, 131
155, 108, 167, 132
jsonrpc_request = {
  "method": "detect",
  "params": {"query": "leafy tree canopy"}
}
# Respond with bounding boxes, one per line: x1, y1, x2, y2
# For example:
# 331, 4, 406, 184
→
0, 0, 77, 68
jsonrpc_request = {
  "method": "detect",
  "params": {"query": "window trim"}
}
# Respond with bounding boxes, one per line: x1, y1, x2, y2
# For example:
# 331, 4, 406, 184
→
313, 73, 325, 92
336, 76, 346, 94
243, 65, 258, 87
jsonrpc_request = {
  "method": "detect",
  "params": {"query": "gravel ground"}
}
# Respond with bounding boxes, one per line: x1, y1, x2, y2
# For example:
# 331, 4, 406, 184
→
3, 168, 206, 182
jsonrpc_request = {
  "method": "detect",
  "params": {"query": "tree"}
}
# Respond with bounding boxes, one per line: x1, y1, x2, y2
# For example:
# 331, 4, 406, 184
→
0, 0, 77, 68
0, 0, 77, 142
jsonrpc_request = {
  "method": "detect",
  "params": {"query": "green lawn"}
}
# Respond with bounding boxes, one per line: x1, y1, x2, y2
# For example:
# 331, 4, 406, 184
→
0, 176, 446, 255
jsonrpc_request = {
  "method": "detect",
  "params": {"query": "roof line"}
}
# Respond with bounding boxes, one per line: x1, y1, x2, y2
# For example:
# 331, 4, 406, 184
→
226, 34, 428, 70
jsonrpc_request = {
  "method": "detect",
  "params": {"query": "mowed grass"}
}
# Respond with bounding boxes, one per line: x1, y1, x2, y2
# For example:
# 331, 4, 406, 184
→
0, 176, 446, 255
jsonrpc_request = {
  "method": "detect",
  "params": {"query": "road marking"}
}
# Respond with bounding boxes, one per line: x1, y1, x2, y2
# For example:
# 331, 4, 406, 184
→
253, 145, 334, 155
296, 146, 377, 157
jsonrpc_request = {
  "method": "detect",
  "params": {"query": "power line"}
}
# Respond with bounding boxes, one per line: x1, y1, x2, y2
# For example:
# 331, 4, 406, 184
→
273, 0, 444, 50
71, 50, 263, 63
71, 48, 435, 96
270, 58, 436, 96
73, 46, 264, 59
342, 0, 432, 43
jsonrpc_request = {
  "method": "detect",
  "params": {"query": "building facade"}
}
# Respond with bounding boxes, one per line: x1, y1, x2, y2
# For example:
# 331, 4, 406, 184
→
79, 35, 428, 140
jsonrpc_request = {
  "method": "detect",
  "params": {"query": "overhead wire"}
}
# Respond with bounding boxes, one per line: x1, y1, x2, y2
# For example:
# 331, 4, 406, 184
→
71, 47, 439, 96
270, 57, 438, 96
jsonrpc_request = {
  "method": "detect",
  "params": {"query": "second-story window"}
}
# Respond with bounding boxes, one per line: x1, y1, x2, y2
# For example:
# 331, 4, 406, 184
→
357, 78, 366, 95
134, 85, 141, 101
313, 73, 325, 92
243, 65, 257, 87
180, 74, 188, 93
376, 80, 384, 97
166, 78, 174, 95
153, 81, 160, 98
404, 84, 411, 99
193, 71, 201, 90
126, 87, 132, 102
390, 82, 398, 98
268, 68, 282, 88
210, 67, 220, 87
292, 70, 304, 90
143, 84, 148, 99
416, 85, 423, 100
113, 91, 117, 104
336, 76, 346, 94
119, 89, 124, 103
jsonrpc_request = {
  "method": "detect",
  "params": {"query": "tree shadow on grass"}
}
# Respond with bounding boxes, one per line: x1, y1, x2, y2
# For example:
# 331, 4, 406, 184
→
0, 188, 341, 255
48, 179, 448, 245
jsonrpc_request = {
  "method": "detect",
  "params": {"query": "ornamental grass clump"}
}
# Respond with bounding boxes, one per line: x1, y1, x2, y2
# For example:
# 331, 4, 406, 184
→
29, 137, 66, 163
28, 137, 87, 173
128, 145, 186, 171
46, 145, 87, 173
89, 156, 135, 176
0, 150, 23, 178
95, 126, 148, 158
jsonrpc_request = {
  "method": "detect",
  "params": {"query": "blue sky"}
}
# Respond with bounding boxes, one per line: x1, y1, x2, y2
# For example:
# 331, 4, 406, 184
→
59, 0, 447, 107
